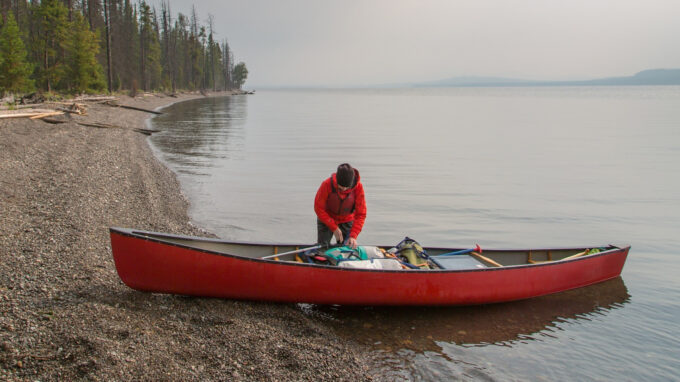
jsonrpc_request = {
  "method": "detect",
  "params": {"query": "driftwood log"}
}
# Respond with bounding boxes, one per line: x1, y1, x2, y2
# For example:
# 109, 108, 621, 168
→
72, 96, 117, 102
75, 121, 160, 135
0, 103, 47, 110
41, 118, 67, 124
0, 110, 64, 119
29, 112, 64, 120
56, 104, 87, 115
104, 101, 162, 115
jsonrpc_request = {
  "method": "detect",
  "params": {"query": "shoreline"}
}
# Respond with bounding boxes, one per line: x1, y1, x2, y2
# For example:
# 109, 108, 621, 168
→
0, 93, 371, 380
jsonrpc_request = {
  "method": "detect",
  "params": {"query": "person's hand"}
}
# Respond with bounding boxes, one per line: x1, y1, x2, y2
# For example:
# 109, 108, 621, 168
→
333, 228, 343, 244
347, 237, 358, 249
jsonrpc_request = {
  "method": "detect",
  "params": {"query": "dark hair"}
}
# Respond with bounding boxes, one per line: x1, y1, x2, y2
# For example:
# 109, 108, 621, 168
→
336, 163, 354, 188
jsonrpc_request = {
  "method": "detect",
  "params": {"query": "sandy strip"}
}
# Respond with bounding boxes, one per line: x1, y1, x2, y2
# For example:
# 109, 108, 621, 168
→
0, 93, 371, 381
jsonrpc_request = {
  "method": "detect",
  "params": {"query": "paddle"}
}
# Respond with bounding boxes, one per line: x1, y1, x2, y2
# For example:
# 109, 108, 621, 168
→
435, 244, 482, 257
424, 253, 446, 269
261, 245, 324, 260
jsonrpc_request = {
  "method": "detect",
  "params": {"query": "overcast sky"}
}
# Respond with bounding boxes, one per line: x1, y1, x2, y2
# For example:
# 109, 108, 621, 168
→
157, 0, 680, 88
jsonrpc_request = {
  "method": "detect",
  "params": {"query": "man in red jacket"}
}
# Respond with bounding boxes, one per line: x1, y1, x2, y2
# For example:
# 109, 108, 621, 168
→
314, 163, 367, 249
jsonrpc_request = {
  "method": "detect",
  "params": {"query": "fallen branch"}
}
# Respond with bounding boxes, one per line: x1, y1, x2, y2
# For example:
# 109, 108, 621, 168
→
104, 101, 162, 114
0, 103, 47, 110
29, 111, 64, 120
53, 101, 85, 105
56, 107, 86, 115
0, 113, 43, 119
76, 121, 160, 135
41, 118, 67, 124
0, 110, 63, 119
71, 96, 117, 102
77, 121, 122, 129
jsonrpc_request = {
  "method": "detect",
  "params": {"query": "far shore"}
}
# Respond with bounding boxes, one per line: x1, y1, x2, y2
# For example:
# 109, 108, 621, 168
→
0, 91, 372, 381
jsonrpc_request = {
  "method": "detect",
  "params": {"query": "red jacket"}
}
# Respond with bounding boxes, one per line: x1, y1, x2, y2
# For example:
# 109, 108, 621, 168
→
314, 169, 367, 239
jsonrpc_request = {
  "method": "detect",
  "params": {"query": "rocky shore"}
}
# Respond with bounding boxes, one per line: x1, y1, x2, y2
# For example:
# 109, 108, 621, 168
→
0, 93, 371, 381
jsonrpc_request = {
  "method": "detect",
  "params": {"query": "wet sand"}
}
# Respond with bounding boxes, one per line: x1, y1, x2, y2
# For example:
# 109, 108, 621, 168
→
0, 93, 371, 381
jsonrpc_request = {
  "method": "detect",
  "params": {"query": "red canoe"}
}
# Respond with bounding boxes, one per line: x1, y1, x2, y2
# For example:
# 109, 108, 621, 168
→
109, 227, 630, 306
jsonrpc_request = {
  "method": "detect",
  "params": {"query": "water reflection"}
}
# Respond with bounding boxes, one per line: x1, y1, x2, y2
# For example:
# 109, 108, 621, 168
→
304, 277, 629, 352
150, 96, 248, 174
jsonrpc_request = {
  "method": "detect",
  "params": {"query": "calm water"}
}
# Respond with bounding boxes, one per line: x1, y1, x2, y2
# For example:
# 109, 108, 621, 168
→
149, 87, 680, 381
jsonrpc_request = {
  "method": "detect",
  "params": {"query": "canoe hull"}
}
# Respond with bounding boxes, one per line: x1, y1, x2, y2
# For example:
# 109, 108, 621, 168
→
110, 228, 629, 306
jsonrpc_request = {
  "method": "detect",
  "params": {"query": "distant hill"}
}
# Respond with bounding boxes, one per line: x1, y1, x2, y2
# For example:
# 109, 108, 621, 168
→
412, 69, 680, 87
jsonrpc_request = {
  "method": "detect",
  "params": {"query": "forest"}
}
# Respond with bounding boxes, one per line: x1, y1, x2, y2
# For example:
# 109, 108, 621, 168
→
0, 0, 248, 96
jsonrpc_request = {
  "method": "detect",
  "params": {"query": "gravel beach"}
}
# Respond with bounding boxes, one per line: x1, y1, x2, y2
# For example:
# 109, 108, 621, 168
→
0, 94, 371, 381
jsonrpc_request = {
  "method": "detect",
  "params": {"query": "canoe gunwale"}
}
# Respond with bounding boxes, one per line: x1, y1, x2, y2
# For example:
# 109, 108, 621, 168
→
109, 227, 630, 274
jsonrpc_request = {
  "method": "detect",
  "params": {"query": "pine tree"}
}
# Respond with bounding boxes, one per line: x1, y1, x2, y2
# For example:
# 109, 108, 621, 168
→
102, 0, 112, 91
0, 12, 34, 94
66, 12, 105, 93
222, 39, 231, 90
160, 0, 172, 89
35, 0, 69, 92
174, 13, 189, 89
189, 6, 202, 89
232, 62, 248, 89
1, 2, 244, 94
138, 1, 161, 90
116, 0, 139, 90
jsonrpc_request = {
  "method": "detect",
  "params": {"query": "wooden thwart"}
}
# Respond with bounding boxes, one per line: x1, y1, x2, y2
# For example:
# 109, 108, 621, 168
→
563, 250, 589, 260
527, 249, 553, 264
470, 252, 502, 267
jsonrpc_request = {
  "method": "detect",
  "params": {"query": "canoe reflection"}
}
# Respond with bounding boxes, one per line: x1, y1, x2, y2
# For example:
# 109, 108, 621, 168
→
304, 277, 629, 353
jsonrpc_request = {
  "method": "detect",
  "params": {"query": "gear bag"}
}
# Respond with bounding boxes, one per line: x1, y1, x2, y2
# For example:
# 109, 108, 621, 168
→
324, 246, 368, 263
394, 237, 431, 269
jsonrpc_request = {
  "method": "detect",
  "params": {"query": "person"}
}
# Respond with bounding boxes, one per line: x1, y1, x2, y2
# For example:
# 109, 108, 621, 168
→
314, 163, 366, 249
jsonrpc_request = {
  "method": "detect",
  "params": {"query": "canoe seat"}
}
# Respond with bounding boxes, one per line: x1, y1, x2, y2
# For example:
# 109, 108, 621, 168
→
435, 255, 487, 270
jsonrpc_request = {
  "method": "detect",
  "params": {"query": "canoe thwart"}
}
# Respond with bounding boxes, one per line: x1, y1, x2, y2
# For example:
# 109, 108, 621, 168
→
563, 250, 589, 260
470, 252, 502, 267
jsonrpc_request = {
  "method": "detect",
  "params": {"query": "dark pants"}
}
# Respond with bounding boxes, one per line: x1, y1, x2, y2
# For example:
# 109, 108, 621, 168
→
317, 219, 353, 247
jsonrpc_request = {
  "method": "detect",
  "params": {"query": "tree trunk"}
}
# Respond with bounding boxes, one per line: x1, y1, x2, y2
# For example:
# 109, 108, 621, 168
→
44, 47, 50, 93
103, 0, 113, 92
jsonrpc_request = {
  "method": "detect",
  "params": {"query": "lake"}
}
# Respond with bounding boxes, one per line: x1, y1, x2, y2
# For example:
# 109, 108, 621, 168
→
149, 87, 680, 381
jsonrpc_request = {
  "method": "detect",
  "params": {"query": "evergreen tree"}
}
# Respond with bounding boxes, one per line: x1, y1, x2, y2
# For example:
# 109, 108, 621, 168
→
232, 61, 248, 89
0, 1, 244, 94
66, 12, 105, 93
173, 13, 189, 89
159, 0, 172, 89
138, 1, 160, 90
188, 6, 202, 89
116, 0, 139, 90
35, 0, 69, 92
221, 39, 231, 90
0, 12, 34, 94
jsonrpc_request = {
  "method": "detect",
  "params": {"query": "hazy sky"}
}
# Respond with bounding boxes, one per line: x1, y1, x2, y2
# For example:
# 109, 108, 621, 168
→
157, 0, 680, 87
